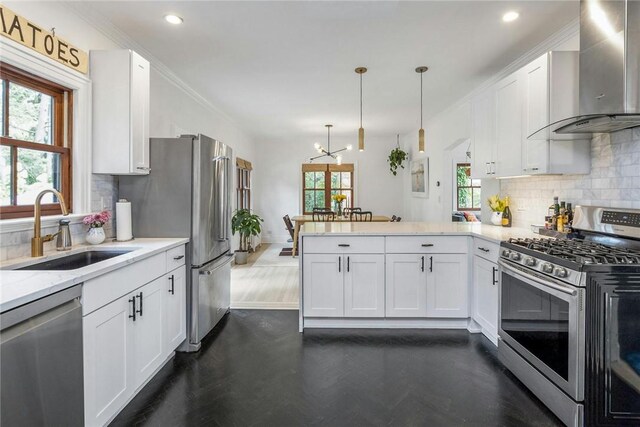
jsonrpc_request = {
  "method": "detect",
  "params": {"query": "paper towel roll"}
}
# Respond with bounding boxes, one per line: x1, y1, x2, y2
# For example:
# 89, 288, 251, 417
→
116, 199, 133, 241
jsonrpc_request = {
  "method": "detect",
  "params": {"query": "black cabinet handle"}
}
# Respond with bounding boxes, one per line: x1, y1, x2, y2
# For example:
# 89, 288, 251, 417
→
421, 256, 425, 272
136, 292, 143, 316
429, 256, 433, 272
338, 244, 350, 247
492, 267, 498, 285
173, 255, 184, 260
347, 256, 350, 272
338, 256, 341, 272
478, 247, 490, 253
421, 243, 434, 247
168, 275, 175, 295
128, 297, 136, 322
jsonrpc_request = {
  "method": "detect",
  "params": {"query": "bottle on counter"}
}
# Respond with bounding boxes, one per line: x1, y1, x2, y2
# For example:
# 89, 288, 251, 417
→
566, 203, 573, 225
557, 201, 567, 233
502, 197, 512, 228
552, 196, 560, 231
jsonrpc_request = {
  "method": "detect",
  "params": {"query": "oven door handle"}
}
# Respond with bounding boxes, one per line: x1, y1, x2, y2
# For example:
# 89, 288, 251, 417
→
498, 259, 577, 297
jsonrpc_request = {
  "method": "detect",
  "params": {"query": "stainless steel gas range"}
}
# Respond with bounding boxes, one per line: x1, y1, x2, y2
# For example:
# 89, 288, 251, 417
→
497, 206, 640, 427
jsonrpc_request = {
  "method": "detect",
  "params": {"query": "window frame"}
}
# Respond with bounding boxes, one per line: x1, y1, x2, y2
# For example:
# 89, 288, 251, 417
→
302, 163, 354, 215
236, 157, 251, 211
455, 162, 481, 211
0, 62, 73, 219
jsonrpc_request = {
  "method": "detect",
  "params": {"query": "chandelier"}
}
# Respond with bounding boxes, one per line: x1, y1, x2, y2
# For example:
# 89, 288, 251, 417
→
310, 124, 352, 165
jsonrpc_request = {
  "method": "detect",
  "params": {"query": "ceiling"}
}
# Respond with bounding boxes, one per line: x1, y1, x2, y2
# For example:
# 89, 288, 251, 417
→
73, 1, 579, 142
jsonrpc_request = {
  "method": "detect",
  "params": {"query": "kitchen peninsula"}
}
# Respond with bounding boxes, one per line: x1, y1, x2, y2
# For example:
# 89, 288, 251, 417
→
298, 221, 539, 343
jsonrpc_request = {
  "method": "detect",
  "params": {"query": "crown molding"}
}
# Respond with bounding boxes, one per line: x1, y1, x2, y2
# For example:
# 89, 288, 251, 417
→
62, 1, 241, 130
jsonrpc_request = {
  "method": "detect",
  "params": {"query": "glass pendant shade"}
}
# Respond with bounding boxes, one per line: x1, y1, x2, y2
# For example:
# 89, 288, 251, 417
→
358, 127, 364, 151
419, 128, 425, 153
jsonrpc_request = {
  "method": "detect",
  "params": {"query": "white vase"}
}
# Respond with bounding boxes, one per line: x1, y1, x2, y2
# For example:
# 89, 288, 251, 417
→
86, 227, 106, 245
490, 211, 503, 226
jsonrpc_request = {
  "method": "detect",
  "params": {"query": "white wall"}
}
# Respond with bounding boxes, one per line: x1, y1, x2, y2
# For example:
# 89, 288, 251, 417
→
401, 102, 472, 223
254, 134, 404, 243
1, 2, 256, 258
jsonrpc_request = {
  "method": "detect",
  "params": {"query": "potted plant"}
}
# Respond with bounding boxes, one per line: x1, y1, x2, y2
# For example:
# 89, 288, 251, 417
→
487, 195, 507, 226
388, 147, 408, 176
83, 210, 111, 245
231, 209, 264, 265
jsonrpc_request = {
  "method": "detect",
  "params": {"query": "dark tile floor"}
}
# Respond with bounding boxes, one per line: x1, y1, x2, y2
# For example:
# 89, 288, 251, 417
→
111, 310, 562, 427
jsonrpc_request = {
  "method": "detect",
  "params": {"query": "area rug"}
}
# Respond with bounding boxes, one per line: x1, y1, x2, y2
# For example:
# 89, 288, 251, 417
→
252, 244, 299, 267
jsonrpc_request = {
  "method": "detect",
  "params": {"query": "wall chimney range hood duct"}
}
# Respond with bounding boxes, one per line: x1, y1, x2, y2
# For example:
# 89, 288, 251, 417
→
529, 0, 640, 138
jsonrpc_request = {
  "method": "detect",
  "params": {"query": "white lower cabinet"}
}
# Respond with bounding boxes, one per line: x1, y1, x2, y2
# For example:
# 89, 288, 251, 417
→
302, 254, 344, 317
385, 254, 427, 317
164, 267, 187, 355
303, 253, 385, 318
473, 255, 499, 343
83, 245, 187, 426
130, 278, 165, 390
385, 253, 468, 318
83, 293, 131, 427
344, 254, 385, 317
427, 254, 469, 318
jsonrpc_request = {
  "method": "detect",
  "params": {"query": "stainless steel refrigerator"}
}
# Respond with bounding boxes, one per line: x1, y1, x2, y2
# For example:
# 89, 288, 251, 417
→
119, 134, 232, 352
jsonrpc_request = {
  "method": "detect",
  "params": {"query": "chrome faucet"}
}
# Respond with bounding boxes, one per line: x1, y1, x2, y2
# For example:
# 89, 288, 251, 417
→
32, 189, 69, 257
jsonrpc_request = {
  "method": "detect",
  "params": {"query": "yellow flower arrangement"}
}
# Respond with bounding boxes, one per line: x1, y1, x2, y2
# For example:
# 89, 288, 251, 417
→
331, 194, 347, 204
487, 194, 508, 212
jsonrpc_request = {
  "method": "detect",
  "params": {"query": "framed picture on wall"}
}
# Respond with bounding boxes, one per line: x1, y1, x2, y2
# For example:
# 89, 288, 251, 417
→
411, 158, 429, 198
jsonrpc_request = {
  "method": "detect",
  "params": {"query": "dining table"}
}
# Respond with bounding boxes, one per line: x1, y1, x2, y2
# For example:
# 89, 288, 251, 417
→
290, 214, 392, 257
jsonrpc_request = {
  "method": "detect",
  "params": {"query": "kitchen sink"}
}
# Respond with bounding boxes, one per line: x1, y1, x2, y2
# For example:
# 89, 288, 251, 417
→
16, 250, 133, 271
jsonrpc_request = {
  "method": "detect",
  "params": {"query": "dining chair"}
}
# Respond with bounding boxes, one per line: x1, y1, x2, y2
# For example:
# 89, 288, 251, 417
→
313, 207, 332, 213
343, 207, 362, 218
352, 211, 373, 222
312, 211, 336, 221
282, 215, 296, 255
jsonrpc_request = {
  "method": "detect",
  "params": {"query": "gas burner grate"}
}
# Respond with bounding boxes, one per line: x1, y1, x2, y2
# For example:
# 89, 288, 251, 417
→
506, 237, 640, 265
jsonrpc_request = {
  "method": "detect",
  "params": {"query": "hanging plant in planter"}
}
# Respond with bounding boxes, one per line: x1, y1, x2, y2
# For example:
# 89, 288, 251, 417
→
388, 134, 408, 176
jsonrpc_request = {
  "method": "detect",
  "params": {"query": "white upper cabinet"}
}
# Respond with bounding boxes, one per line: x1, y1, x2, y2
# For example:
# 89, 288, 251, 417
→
91, 50, 150, 175
470, 90, 496, 179
471, 51, 590, 178
521, 52, 590, 175
494, 71, 523, 177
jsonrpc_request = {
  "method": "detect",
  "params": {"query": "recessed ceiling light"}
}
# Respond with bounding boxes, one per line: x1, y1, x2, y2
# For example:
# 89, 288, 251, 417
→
502, 11, 519, 22
164, 14, 184, 25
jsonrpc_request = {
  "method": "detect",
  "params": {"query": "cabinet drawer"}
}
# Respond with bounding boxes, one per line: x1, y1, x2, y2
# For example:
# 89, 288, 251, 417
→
385, 236, 468, 254
166, 245, 186, 271
303, 236, 385, 254
473, 238, 500, 263
82, 252, 166, 315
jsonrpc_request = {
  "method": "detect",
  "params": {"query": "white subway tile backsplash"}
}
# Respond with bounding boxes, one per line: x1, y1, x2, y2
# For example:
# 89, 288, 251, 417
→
500, 129, 640, 228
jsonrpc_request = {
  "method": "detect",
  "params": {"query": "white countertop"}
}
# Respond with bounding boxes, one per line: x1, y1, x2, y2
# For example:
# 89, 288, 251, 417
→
300, 221, 541, 242
0, 238, 189, 313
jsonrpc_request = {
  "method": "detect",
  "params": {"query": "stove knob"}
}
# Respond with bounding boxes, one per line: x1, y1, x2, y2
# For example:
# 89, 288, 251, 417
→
502, 249, 511, 257
510, 252, 522, 261
542, 263, 554, 274
553, 267, 568, 278
525, 257, 537, 267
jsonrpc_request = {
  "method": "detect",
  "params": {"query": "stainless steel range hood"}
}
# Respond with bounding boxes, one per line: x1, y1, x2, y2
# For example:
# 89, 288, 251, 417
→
529, 0, 640, 138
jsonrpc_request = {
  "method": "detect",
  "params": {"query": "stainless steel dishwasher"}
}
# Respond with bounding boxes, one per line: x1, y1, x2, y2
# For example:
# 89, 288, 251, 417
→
1, 285, 84, 426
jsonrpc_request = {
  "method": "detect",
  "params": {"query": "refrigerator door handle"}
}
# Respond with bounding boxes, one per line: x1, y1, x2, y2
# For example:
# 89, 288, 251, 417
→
213, 156, 229, 242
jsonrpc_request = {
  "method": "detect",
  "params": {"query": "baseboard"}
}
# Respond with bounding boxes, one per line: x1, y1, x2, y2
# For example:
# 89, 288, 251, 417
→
302, 317, 471, 329
231, 301, 299, 310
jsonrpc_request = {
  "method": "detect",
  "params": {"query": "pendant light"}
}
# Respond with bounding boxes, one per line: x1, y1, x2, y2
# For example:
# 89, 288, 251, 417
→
355, 67, 367, 151
416, 66, 428, 153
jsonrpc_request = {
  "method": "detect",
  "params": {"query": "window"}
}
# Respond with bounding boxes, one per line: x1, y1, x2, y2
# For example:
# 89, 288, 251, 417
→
302, 163, 354, 214
0, 62, 73, 219
456, 163, 481, 211
236, 157, 251, 210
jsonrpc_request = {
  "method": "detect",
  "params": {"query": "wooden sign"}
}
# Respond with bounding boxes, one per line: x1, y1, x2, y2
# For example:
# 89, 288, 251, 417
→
0, 5, 88, 74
